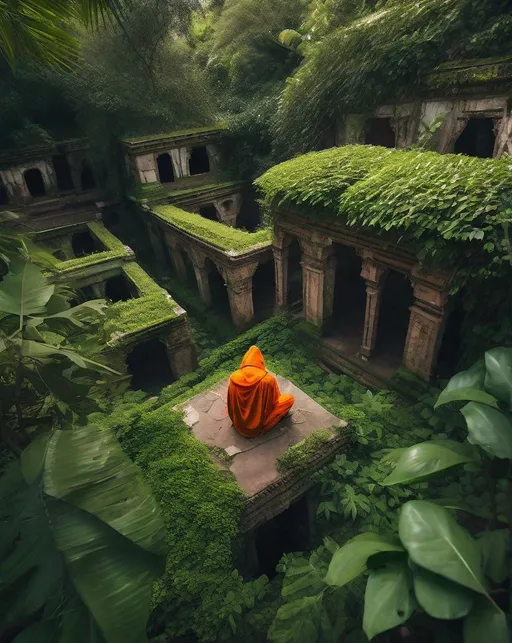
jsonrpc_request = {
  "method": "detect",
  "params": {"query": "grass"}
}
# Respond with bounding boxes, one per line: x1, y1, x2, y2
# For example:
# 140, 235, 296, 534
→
123, 125, 227, 144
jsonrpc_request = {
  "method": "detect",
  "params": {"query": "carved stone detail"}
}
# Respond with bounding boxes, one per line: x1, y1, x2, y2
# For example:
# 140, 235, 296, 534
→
359, 254, 387, 360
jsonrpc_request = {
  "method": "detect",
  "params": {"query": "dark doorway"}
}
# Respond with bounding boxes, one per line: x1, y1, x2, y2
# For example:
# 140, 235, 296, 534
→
435, 297, 465, 380
207, 259, 231, 319
199, 205, 218, 221
126, 339, 175, 393
52, 154, 74, 191
330, 245, 366, 347
238, 187, 261, 231
80, 164, 96, 190
24, 168, 46, 198
71, 230, 102, 257
365, 118, 396, 148
375, 271, 413, 365
254, 496, 311, 578
287, 239, 303, 314
454, 118, 496, 158
77, 285, 95, 302
252, 260, 276, 322
157, 153, 175, 184
0, 178, 8, 205
189, 147, 210, 175
105, 274, 136, 303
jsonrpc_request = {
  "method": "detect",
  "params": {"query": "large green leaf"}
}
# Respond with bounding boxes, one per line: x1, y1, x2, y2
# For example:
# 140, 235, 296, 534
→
325, 532, 404, 587
477, 530, 509, 584
0, 261, 54, 317
268, 595, 323, 643
484, 347, 512, 410
363, 563, 414, 640
461, 402, 512, 459
435, 387, 499, 409
412, 565, 474, 620
439, 361, 485, 395
20, 339, 118, 374
381, 440, 478, 486
463, 599, 509, 643
398, 501, 488, 596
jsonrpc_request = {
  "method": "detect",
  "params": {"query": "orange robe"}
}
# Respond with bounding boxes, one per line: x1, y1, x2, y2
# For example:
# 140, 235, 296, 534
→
227, 346, 294, 438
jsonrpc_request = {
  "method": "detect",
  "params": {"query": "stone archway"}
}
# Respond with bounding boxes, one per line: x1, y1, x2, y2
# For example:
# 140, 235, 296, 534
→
252, 259, 276, 322
126, 339, 175, 393
24, 168, 46, 198
157, 153, 175, 183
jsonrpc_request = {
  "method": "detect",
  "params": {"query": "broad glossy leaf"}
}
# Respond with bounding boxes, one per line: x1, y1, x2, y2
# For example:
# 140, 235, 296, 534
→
477, 530, 509, 584
20, 340, 118, 374
412, 565, 474, 619
382, 440, 478, 486
21, 433, 50, 485
399, 501, 488, 595
443, 361, 485, 393
37, 364, 89, 406
44, 299, 106, 327
463, 599, 509, 643
461, 403, 512, 459
484, 347, 512, 410
435, 387, 498, 409
363, 564, 414, 640
325, 532, 404, 587
0, 261, 54, 316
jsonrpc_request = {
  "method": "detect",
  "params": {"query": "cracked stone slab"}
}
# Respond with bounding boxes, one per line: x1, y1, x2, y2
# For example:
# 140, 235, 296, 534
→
182, 405, 200, 428
225, 445, 242, 456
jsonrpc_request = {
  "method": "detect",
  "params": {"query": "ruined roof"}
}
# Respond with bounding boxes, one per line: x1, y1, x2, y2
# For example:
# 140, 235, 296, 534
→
426, 55, 512, 93
122, 125, 227, 153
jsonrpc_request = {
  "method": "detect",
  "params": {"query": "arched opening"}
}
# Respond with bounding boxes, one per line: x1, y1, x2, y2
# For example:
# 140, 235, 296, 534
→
454, 118, 496, 158
365, 118, 396, 148
0, 178, 8, 205
52, 154, 74, 191
71, 230, 102, 257
126, 339, 175, 393
199, 205, 218, 221
157, 153, 175, 184
237, 188, 261, 232
329, 245, 366, 351
252, 260, 276, 322
80, 164, 96, 190
375, 271, 414, 368
206, 259, 231, 319
435, 296, 465, 380
105, 274, 136, 303
189, 146, 210, 175
287, 239, 303, 314
24, 168, 46, 198
181, 250, 198, 287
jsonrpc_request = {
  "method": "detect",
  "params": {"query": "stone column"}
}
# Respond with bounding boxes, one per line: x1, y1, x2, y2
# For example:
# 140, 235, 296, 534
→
301, 234, 334, 329
165, 316, 198, 379
171, 148, 190, 179
91, 281, 106, 299
359, 254, 387, 361
166, 238, 187, 281
146, 222, 168, 268
189, 249, 212, 308
222, 262, 259, 331
214, 193, 242, 227
273, 245, 290, 310
403, 271, 449, 380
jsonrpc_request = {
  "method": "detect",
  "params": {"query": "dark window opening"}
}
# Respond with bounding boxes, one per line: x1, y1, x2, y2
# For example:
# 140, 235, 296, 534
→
80, 164, 96, 190
71, 230, 102, 257
365, 118, 396, 148
207, 259, 230, 318
435, 297, 465, 380
375, 271, 413, 366
330, 245, 366, 348
102, 210, 120, 227
254, 496, 311, 579
24, 168, 46, 198
189, 146, 210, 175
237, 187, 261, 232
0, 178, 8, 205
454, 118, 496, 159
78, 285, 95, 301
52, 154, 74, 191
287, 239, 303, 314
199, 205, 218, 221
252, 260, 275, 323
105, 274, 136, 303
157, 153, 175, 184
126, 339, 175, 393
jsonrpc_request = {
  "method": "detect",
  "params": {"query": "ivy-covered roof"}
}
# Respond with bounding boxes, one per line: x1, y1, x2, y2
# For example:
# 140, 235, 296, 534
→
123, 125, 226, 144
151, 205, 272, 254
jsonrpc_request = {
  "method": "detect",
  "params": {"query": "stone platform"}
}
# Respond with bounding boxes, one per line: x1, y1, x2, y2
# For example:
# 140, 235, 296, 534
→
179, 376, 348, 531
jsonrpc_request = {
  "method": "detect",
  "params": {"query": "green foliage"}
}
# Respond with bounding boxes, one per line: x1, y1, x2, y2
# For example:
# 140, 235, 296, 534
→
0, 425, 166, 642
151, 204, 272, 252
277, 427, 338, 471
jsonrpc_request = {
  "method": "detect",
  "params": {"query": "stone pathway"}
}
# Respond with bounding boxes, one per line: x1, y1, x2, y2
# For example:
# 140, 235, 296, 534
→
177, 375, 344, 496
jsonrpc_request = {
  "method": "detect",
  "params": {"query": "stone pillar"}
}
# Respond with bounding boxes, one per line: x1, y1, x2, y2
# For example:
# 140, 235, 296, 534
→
91, 281, 106, 299
403, 270, 449, 380
222, 262, 259, 331
214, 194, 242, 227
359, 254, 387, 360
171, 148, 190, 179
165, 316, 198, 379
166, 240, 187, 281
189, 249, 212, 308
301, 234, 334, 329
273, 245, 290, 310
146, 222, 168, 268
135, 154, 158, 184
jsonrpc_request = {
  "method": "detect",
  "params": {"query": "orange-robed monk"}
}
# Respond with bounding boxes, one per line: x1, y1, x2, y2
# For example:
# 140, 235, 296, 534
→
227, 346, 294, 438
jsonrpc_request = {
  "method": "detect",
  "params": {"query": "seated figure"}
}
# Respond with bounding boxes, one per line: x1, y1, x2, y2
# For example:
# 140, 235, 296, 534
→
227, 345, 295, 438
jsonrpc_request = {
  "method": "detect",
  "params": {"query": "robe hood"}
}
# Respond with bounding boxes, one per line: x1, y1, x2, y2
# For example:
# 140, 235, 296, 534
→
230, 346, 267, 387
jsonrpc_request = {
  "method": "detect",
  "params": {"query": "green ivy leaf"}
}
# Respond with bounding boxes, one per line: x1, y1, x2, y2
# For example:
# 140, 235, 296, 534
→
484, 347, 512, 410
461, 403, 512, 459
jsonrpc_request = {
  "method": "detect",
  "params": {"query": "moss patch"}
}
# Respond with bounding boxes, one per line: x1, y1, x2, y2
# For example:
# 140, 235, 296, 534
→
152, 205, 272, 253
123, 125, 226, 144
277, 427, 339, 472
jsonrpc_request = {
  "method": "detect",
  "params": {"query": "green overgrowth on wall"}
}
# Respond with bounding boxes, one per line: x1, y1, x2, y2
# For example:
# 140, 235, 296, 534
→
257, 145, 512, 283
151, 205, 272, 253
277, 427, 340, 472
